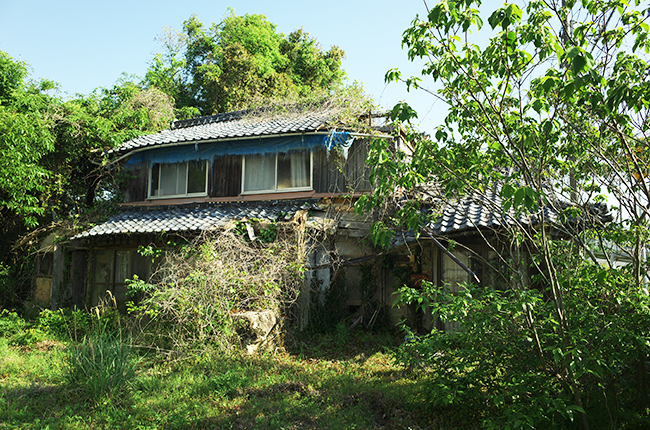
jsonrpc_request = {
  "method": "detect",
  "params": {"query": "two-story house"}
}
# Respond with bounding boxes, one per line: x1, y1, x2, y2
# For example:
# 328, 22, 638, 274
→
39, 110, 399, 325
36, 109, 614, 332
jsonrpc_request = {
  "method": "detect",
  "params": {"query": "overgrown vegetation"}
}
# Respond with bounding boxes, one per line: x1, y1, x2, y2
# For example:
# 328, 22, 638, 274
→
127, 222, 308, 355
0, 51, 176, 308
1, 309, 446, 430
357, 0, 650, 428
0, 8, 366, 309
241, 82, 378, 134
65, 328, 137, 403
395, 261, 650, 429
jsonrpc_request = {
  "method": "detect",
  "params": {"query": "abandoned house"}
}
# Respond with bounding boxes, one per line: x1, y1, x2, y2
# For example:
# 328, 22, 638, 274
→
35, 110, 399, 325
34, 109, 613, 331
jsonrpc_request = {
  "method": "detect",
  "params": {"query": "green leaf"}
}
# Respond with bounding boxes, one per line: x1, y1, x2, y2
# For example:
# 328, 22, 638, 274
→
501, 183, 516, 199
428, 5, 443, 25
564, 81, 576, 98
390, 101, 419, 122
488, 9, 505, 30
565, 46, 581, 60
514, 187, 527, 208
385, 68, 402, 83
505, 3, 523, 24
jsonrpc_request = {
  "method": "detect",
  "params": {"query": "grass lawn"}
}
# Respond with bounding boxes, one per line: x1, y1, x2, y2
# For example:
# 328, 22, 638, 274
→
0, 331, 450, 430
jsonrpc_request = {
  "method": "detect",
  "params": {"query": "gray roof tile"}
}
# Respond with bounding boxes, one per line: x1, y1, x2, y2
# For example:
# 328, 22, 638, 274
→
112, 111, 331, 154
73, 200, 318, 239
427, 186, 550, 235
425, 185, 612, 236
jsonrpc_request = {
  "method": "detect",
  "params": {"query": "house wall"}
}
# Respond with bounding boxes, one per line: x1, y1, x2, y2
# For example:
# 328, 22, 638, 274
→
212, 154, 242, 197
379, 241, 438, 332
312, 139, 372, 194
122, 139, 373, 203
378, 236, 514, 333
125, 164, 148, 202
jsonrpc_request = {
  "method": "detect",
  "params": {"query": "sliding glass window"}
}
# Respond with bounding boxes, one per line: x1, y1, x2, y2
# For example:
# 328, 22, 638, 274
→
149, 160, 208, 198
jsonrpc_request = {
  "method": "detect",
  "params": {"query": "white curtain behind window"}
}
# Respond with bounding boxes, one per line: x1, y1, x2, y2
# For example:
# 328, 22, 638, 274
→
290, 151, 309, 188
159, 163, 187, 196
244, 153, 275, 192
277, 151, 309, 189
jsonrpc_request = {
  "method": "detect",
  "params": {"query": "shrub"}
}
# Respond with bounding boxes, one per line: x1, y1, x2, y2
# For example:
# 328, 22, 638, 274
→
37, 308, 92, 340
394, 270, 650, 429
0, 309, 27, 340
129, 226, 306, 354
0, 309, 48, 346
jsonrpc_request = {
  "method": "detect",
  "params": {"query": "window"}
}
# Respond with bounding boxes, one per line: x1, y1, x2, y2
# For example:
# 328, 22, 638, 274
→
242, 150, 312, 193
149, 161, 208, 198
91, 249, 153, 307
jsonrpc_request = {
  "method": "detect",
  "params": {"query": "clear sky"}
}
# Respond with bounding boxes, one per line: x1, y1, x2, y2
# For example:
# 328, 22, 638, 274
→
0, 0, 448, 135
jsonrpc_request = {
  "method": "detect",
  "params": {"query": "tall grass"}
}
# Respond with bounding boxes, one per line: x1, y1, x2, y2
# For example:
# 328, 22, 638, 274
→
65, 329, 137, 402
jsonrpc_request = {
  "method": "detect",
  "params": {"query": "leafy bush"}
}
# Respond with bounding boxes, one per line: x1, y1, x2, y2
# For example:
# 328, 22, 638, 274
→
65, 330, 137, 402
394, 269, 650, 429
0, 309, 47, 346
10, 327, 48, 346
0, 309, 27, 339
37, 308, 92, 340
395, 282, 564, 428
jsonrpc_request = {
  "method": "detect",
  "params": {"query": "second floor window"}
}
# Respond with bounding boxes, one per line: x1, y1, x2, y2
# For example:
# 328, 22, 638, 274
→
242, 150, 312, 193
149, 160, 208, 198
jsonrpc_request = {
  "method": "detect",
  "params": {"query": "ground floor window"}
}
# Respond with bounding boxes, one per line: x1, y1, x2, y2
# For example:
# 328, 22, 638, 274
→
91, 249, 152, 307
441, 246, 501, 331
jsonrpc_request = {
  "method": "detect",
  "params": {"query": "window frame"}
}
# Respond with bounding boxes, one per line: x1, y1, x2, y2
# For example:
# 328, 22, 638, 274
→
241, 150, 313, 195
90, 248, 154, 308
148, 160, 209, 199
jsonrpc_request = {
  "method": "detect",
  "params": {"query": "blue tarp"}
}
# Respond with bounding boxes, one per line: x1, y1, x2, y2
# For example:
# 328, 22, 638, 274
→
125, 131, 354, 166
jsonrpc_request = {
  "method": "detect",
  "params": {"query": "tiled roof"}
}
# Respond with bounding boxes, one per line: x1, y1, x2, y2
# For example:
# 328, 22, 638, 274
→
114, 111, 331, 153
392, 189, 612, 247
427, 187, 542, 235
73, 200, 318, 239
426, 186, 612, 236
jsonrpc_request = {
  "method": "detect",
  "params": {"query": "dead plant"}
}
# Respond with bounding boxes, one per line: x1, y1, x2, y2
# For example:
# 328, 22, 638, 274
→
129, 221, 308, 355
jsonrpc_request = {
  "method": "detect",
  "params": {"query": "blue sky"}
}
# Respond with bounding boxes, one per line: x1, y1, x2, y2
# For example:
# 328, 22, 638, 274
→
0, 0, 448, 135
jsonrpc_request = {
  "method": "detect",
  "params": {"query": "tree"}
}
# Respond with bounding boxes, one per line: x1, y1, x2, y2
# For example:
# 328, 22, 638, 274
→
145, 11, 346, 115
46, 78, 175, 212
0, 51, 57, 307
0, 51, 175, 308
359, 0, 650, 428
0, 51, 55, 231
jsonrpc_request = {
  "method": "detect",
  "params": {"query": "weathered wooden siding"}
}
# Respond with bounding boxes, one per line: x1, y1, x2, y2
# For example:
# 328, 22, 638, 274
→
345, 139, 372, 192
125, 164, 148, 202
212, 155, 242, 197
313, 147, 341, 193
313, 140, 372, 194
125, 141, 371, 200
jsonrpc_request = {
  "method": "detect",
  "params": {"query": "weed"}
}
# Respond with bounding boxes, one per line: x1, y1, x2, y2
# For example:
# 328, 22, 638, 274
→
0, 309, 27, 341
65, 330, 137, 403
